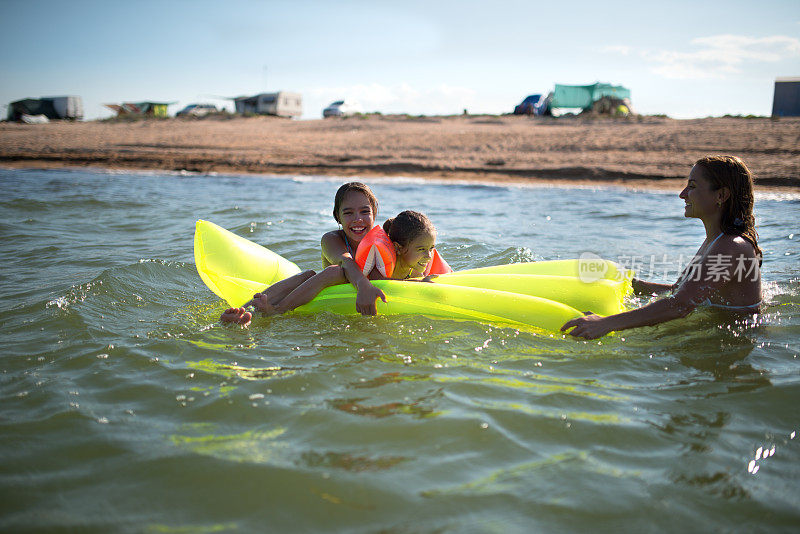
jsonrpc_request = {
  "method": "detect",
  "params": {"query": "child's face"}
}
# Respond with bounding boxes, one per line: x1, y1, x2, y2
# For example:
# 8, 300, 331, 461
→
338, 191, 375, 243
398, 230, 436, 277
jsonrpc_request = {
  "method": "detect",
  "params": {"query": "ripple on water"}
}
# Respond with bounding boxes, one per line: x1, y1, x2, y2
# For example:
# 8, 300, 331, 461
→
1, 169, 799, 532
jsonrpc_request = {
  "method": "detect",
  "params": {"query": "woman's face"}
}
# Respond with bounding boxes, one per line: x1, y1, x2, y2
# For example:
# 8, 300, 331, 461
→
397, 230, 436, 277
679, 166, 720, 220
338, 191, 375, 244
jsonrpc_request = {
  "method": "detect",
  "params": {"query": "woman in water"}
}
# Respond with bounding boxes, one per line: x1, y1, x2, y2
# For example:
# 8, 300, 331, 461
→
221, 182, 386, 324
223, 209, 440, 323
562, 155, 762, 340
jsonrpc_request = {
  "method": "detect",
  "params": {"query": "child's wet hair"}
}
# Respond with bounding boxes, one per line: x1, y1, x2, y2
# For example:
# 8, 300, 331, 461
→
333, 182, 378, 223
383, 210, 435, 248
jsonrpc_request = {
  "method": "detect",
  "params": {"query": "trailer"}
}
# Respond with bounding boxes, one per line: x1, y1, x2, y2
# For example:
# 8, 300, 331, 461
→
234, 92, 302, 117
7, 96, 83, 121
46, 96, 83, 120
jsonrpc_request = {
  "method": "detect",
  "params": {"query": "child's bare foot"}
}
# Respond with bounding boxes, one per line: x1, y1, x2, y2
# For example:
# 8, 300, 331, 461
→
220, 307, 252, 326
252, 293, 279, 315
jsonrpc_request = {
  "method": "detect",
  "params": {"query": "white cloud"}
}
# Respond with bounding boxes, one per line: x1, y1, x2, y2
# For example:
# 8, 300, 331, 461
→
643, 34, 800, 79
602, 45, 632, 56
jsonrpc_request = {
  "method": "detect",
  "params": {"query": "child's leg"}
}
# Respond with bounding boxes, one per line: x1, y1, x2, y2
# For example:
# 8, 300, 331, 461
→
237, 270, 316, 309
263, 270, 316, 305
255, 265, 345, 314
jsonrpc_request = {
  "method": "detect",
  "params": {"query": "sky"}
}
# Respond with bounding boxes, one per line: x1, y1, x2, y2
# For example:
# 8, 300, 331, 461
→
1, 0, 798, 120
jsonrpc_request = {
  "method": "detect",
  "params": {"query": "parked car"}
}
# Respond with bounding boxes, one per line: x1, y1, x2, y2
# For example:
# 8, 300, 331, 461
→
176, 103, 218, 117
323, 100, 363, 118
513, 94, 546, 115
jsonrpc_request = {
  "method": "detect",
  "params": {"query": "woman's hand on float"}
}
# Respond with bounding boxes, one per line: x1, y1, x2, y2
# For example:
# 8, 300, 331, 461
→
561, 313, 613, 340
355, 279, 386, 316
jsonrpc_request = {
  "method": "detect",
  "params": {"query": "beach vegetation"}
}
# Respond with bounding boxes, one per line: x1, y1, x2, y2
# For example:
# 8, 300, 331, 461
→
176, 109, 235, 121
333, 112, 368, 120
99, 113, 169, 123
721, 114, 768, 119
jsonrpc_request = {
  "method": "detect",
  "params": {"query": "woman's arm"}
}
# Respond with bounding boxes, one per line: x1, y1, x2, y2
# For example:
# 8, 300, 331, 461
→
321, 231, 386, 315
563, 237, 749, 339
561, 295, 695, 339
632, 278, 674, 295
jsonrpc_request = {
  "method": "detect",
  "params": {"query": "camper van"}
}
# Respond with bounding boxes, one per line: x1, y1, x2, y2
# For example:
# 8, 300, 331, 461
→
7, 96, 83, 121
234, 92, 302, 118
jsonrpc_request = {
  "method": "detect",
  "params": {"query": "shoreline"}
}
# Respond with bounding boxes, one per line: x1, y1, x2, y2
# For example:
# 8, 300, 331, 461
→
0, 158, 693, 192
11, 161, 800, 198
1, 115, 798, 191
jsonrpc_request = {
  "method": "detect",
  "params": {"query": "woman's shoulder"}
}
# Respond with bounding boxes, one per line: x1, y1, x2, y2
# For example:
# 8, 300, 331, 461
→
709, 233, 758, 259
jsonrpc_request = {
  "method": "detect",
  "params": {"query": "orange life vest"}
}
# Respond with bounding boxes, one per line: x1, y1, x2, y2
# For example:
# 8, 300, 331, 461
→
424, 248, 453, 276
354, 226, 396, 277
355, 225, 453, 278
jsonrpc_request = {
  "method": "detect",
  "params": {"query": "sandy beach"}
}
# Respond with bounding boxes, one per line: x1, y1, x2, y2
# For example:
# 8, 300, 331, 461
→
1, 114, 798, 189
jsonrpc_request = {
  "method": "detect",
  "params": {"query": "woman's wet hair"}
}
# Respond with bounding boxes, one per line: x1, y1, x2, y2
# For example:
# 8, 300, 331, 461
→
382, 210, 435, 248
694, 155, 761, 258
333, 182, 378, 223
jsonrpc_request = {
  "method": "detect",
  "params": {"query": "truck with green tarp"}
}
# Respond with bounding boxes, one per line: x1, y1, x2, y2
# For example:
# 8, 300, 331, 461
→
513, 83, 632, 116
541, 83, 631, 116
551, 83, 630, 109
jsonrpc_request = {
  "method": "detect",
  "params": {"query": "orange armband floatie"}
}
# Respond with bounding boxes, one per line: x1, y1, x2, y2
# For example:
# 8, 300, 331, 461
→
355, 226, 396, 277
424, 248, 453, 275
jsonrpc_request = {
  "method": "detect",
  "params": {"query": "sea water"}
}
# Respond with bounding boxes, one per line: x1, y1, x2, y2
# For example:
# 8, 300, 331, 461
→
1, 167, 798, 532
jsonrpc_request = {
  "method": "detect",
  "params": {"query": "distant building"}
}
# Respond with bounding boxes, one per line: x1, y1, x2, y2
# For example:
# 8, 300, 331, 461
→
104, 102, 173, 118
772, 77, 800, 117
7, 96, 83, 121
234, 92, 302, 117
